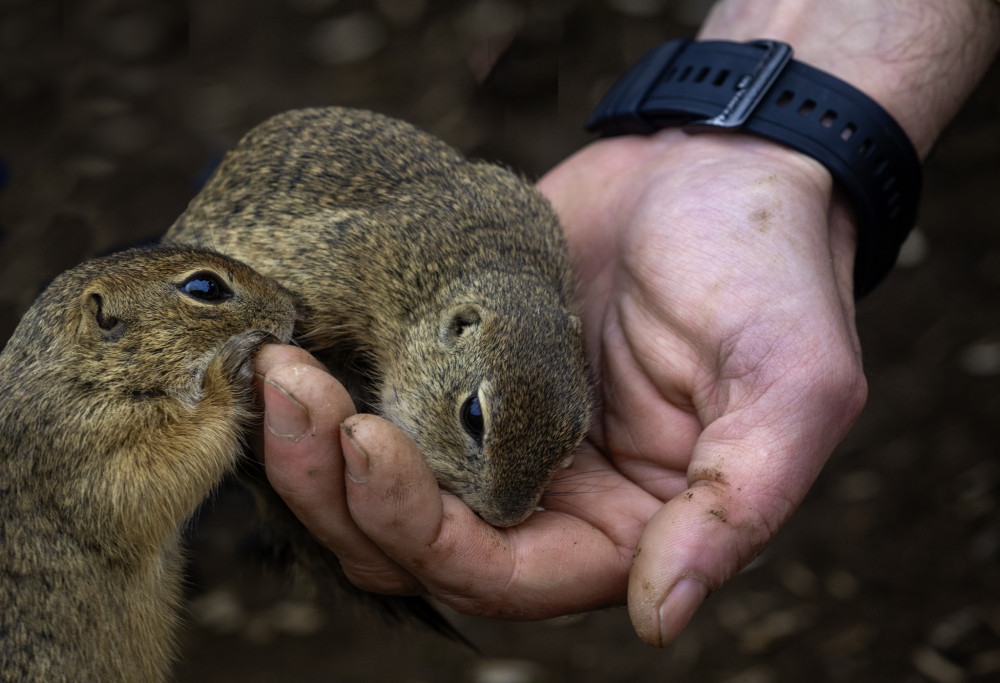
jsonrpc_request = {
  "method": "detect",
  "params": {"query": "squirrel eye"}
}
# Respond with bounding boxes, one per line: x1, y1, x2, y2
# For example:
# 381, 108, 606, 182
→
179, 272, 232, 302
460, 394, 485, 446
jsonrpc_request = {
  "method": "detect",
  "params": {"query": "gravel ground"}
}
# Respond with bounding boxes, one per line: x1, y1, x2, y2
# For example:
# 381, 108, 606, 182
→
1, 1, 998, 682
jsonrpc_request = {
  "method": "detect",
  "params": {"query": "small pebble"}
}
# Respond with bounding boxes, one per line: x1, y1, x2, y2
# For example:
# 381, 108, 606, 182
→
267, 600, 325, 637
188, 589, 246, 634
824, 569, 860, 601
928, 608, 982, 651
739, 608, 811, 654
715, 597, 755, 633
778, 561, 818, 598
834, 469, 882, 502
912, 646, 966, 683
308, 13, 388, 64
896, 227, 928, 268
718, 665, 777, 683
958, 339, 1000, 377
469, 658, 550, 683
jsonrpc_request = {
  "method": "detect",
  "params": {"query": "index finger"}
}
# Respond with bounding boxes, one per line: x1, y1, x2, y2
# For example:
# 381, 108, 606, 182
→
254, 343, 424, 594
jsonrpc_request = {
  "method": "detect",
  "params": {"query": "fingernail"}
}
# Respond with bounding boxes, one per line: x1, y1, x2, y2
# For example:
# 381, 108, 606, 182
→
262, 377, 310, 442
341, 422, 370, 483
658, 578, 709, 646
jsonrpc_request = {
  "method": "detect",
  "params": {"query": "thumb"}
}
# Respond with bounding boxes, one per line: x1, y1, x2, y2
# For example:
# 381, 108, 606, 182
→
627, 320, 867, 646
626, 396, 843, 647
627, 472, 774, 647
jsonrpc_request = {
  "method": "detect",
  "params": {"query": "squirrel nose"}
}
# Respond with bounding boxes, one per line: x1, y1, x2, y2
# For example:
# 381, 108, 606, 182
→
481, 490, 541, 528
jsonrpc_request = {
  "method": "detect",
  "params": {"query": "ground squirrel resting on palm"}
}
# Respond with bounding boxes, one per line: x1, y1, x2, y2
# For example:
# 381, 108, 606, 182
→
1, 107, 593, 680
168, 106, 594, 528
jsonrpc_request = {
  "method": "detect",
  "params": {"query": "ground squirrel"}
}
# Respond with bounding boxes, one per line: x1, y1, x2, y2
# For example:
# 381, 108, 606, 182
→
167, 107, 594, 528
0, 245, 297, 681
0, 108, 592, 679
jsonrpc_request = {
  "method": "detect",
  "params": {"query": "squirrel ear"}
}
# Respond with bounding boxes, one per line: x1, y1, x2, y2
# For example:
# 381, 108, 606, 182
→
81, 290, 125, 340
440, 304, 484, 348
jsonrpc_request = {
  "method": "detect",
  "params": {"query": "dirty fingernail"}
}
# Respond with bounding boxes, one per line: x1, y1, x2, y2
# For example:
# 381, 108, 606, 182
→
658, 578, 709, 646
263, 377, 310, 442
341, 422, 370, 483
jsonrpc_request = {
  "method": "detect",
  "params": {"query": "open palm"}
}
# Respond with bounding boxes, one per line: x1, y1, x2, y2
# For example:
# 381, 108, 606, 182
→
257, 130, 868, 646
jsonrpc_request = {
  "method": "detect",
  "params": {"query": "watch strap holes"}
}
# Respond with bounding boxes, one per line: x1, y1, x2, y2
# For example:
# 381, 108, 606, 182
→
859, 138, 875, 157
797, 99, 816, 116
776, 90, 795, 107
820, 110, 838, 127
694, 66, 711, 83
713, 69, 731, 87
841, 123, 857, 141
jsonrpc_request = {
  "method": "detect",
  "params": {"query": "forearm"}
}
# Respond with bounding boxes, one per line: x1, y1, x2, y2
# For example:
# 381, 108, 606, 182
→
698, 0, 1000, 159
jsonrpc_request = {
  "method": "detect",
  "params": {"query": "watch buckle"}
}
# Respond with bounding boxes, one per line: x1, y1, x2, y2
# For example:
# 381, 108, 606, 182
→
686, 40, 793, 130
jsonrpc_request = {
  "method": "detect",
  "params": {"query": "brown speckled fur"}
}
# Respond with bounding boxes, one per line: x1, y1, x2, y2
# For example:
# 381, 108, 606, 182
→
167, 107, 594, 527
0, 246, 297, 681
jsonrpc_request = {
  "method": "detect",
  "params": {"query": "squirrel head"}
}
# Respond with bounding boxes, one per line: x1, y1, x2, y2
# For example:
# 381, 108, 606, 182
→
56, 246, 298, 407
0, 246, 299, 549
0, 246, 298, 512
379, 296, 593, 528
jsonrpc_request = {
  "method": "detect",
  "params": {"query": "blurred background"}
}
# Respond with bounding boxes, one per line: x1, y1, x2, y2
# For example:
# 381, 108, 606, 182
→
1, 1, 998, 681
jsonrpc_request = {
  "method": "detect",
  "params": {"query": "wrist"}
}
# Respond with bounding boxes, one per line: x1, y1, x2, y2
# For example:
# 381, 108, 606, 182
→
585, 36, 917, 297
639, 131, 859, 307
699, 0, 1000, 159
548, 129, 856, 291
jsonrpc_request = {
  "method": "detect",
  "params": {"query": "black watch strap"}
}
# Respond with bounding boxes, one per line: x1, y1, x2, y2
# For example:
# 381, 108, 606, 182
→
586, 39, 922, 299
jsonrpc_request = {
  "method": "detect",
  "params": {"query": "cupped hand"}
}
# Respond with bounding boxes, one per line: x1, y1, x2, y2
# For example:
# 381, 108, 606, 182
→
537, 130, 867, 644
255, 129, 868, 646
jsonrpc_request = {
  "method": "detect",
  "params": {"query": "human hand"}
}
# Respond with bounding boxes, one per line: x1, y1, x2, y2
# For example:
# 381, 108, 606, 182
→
255, 128, 868, 646
535, 130, 868, 644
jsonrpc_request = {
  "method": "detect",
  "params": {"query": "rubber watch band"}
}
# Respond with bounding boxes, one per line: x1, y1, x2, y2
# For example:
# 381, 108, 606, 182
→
586, 39, 922, 299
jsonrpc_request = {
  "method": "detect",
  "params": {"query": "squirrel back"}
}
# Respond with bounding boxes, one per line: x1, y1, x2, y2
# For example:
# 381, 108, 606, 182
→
167, 108, 593, 526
